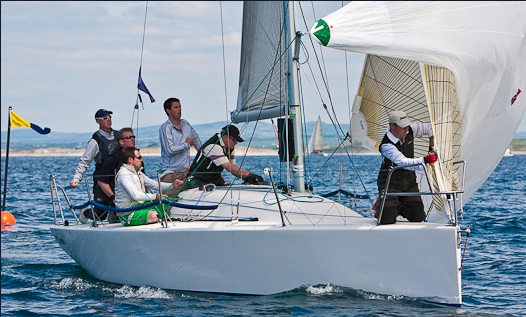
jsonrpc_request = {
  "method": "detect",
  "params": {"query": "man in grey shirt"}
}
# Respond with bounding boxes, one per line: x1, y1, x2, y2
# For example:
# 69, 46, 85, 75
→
159, 97, 201, 196
70, 109, 119, 221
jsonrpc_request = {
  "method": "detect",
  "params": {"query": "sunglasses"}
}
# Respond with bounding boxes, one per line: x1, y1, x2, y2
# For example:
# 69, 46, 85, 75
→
134, 156, 143, 160
122, 135, 136, 140
229, 136, 238, 143
95, 116, 112, 121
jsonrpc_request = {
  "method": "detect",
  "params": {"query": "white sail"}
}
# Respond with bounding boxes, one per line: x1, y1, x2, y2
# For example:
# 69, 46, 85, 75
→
311, 1, 526, 208
231, 1, 289, 123
308, 115, 324, 154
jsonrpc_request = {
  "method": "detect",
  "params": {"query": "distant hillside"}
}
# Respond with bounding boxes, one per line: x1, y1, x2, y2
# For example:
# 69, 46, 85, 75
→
2, 121, 525, 152
1, 121, 355, 150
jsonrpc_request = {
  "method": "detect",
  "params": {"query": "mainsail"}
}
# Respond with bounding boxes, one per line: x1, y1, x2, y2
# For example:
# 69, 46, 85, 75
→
311, 2, 526, 212
232, 1, 306, 191
231, 1, 289, 123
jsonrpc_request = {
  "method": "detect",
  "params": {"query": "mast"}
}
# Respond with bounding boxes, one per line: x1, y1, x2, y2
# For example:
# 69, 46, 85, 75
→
286, 1, 305, 192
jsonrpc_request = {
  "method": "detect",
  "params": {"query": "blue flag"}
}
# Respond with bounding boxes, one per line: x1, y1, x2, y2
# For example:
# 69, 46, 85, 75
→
137, 67, 155, 103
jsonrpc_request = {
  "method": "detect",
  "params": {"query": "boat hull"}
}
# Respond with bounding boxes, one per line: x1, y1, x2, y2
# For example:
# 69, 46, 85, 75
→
50, 219, 461, 305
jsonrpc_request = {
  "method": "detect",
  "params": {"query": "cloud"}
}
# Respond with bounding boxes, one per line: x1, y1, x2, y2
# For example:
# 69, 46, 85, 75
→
8, 1, 512, 137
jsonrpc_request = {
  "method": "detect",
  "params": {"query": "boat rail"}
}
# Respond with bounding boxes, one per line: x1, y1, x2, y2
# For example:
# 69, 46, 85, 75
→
49, 174, 222, 227
49, 175, 83, 226
377, 160, 466, 226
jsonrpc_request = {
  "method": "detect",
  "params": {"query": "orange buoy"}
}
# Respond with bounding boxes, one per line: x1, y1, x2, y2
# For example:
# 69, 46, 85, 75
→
1, 211, 16, 226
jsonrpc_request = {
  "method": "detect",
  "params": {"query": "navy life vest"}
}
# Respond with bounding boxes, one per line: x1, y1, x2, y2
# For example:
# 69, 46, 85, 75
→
92, 129, 119, 177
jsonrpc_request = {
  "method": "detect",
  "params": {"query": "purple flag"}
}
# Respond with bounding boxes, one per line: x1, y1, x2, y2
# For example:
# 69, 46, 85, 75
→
137, 67, 155, 103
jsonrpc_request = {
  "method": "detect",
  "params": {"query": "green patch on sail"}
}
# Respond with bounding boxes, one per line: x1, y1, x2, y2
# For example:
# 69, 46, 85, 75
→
312, 19, 330, 46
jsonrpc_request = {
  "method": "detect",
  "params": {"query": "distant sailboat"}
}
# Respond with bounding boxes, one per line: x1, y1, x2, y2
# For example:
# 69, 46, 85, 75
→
307, 115, 326, 156
503, 147, 513, 157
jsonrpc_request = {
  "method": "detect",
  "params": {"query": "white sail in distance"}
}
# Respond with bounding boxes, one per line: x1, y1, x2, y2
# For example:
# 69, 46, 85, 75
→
308, 115, 324, 154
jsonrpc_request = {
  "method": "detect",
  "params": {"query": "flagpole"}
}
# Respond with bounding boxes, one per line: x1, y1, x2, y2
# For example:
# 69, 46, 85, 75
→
2, 106, 12, 211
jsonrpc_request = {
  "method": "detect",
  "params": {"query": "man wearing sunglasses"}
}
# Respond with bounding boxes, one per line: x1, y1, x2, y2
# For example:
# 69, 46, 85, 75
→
189, 125, 264, 189
70, 109, 119, 223
115, 147, 180, 226
96, 127, 140, 222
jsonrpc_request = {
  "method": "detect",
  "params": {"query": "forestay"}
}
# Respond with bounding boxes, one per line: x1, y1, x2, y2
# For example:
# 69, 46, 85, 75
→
311, 2, 526, 214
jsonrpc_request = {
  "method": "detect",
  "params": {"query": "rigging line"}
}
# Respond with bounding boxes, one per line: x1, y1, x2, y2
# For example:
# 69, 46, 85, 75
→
297, 2, 346, 138
232, 2, 293, 177
299, 70, 350, 148
295, 41, 348, 147
298, 69, 313, 182
138, 1, 148, 84
306, 1, 330, 94
231, 28, 295, 123
299, 66, 352, 154
344, 51, 352, 123
306, 137, 347, 188
234, 37, 285, 167
135, 1, 148, 131
218, 1, 239, 226
338, 142, 375, 205
219, 2, 229, 123
234, 12, 288, 172
131, 1, 149, 138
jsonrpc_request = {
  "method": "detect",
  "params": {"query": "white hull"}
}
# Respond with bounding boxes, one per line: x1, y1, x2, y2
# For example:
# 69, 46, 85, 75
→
50, 185, 462, 305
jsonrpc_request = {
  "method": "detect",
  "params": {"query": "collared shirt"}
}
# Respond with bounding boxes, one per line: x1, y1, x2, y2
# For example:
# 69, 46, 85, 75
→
159, 118, 201, 172
71, 128, 115, 182
200, 133, 236, 167
114, 164, 171, 210
380, 122, 433, 171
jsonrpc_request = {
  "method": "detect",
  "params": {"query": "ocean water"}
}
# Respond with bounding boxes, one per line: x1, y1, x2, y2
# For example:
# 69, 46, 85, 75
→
1, 154, 525, 316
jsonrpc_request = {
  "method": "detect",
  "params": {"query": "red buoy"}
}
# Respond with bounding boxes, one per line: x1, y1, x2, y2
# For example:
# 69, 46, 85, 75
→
1, 211, 16, 226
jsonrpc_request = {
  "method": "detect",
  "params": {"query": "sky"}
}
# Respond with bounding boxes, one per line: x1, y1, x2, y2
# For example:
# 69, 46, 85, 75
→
1, 1, 525, 135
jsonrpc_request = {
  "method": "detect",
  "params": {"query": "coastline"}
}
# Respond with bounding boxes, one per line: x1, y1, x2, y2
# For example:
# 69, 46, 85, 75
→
1, 146, 281, 157
2, 147, 523, 157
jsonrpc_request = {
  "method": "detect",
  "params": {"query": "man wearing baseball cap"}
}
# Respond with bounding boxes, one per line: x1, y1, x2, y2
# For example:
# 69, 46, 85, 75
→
375, 110, 437, 225
188, 124, 264, 189
70, 109, 119, 223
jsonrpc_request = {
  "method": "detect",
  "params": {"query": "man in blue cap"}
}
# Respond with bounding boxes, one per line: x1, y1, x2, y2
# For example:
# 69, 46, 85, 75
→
70, 109, 119, 223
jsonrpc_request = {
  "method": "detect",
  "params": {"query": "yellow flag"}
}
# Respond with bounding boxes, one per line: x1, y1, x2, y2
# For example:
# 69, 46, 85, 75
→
10, 110, 31, 128
9, 110, 50, 134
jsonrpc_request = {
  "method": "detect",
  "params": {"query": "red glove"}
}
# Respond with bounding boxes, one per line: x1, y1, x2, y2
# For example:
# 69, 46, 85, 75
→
424, 152, 438, 164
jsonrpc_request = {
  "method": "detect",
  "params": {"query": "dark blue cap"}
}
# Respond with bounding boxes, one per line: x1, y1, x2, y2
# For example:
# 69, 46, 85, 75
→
95, 109, 113, 118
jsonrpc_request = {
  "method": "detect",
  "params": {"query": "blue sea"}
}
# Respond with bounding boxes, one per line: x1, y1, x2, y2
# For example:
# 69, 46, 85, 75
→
1, 154, 525, 316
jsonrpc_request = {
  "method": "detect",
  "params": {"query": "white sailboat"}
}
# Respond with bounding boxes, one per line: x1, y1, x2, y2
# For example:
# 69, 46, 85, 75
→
307, 115, 326, 156
49, 1, 526, 307
503, 148, 513, 157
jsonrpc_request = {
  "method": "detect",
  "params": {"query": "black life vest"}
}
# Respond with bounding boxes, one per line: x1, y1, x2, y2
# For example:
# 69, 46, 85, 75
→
377, 127, 416, 190
92, 129, 119, 177
189, 134, 232, 186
